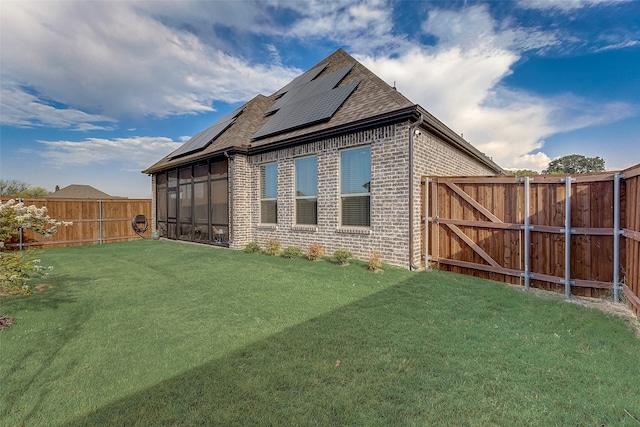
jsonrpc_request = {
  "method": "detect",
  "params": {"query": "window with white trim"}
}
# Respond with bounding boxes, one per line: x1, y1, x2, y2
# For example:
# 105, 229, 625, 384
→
295, 156, 318, 225
340, 146, 371, 227
260, 163, 277, 224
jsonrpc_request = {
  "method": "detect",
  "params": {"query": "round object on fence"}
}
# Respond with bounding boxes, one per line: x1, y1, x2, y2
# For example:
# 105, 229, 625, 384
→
131, 214, 148, 233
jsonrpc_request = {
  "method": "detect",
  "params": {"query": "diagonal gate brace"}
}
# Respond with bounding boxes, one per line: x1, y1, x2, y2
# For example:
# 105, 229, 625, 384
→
445, 223, 501, 268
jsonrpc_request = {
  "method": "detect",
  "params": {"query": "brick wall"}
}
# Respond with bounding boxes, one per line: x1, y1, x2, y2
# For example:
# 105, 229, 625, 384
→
150, 174, 157, 231
410, 126, 498, 267
230, 122, 494, 268
229, 154, 253, 247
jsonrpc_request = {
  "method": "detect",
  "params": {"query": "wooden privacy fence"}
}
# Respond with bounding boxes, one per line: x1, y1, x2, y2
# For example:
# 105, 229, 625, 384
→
3, 198, 152, 249
422, 163, 640, 316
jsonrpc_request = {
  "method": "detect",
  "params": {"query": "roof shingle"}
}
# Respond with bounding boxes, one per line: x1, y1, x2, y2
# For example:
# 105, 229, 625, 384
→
142, 48, 503, 174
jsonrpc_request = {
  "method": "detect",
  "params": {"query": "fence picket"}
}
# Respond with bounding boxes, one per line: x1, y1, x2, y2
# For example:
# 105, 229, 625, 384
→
2, 198, 151, 248
423, 164, 640, 312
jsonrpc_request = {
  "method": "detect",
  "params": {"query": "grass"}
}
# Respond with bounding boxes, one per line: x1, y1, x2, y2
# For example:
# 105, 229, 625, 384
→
1, 239, 639, 426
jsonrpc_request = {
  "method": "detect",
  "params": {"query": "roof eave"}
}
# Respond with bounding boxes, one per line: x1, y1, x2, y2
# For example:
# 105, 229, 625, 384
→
143, 105, 504, 176
142, 107, 416, 175
247, 106, 418, 155
141, 146, 248, 175
416, 106, 505, 175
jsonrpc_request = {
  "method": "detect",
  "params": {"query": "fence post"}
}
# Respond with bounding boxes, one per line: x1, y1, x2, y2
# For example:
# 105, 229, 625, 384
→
18, 197, 23, 251
523, 177, 531, 291
564, 177, 573, 299
434, 178, 440, 269
99, 199, 103, 245
613, 173, 622, 303
423, 178, 429, 267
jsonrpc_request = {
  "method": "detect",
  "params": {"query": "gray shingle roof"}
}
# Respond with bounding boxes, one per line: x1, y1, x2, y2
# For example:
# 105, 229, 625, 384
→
143, 48, 502, 174
47, 185, 120, 199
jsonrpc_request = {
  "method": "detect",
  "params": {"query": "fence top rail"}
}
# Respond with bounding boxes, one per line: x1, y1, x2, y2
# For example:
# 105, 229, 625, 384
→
622, 163, 640, 179
422, 169, 633, 184
423, 176, 522, 184
2, 198, 151, 203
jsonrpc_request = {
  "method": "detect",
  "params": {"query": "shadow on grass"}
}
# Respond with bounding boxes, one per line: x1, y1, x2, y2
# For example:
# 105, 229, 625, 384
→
64, 272, 640, 427
1, 274, 82, 312
1, 276, 94, 423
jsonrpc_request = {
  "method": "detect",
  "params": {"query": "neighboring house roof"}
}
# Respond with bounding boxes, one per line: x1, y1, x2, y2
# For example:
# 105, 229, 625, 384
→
47, 185, 119, 199
143, 48, 503, 174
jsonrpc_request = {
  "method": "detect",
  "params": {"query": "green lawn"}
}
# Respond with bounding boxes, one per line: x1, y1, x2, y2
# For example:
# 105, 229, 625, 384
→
1, 240, 639, 426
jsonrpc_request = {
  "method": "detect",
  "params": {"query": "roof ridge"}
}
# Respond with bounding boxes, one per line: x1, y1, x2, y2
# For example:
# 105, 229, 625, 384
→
143, 48, 501, 175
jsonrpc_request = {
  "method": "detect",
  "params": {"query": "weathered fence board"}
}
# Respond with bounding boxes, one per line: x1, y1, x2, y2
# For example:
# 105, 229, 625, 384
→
3, 198, 151, 248
623, 165, 640, 315
423, 164, 640, 311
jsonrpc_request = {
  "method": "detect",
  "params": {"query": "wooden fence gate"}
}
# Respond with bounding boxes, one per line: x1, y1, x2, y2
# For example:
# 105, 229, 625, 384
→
422, 164, 640, 315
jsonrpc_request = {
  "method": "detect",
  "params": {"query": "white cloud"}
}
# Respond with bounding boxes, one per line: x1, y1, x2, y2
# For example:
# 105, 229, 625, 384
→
595, 39, 640, 52
507, 152, 553, 171
37, 137, 182, 170
266, 44, 283, 67
543, 95, 635, 130
1, 81, 116, 130
359, 5, 634, 171
0, 1, 301, 125
424, 6, 558, 53
2, 0, 636, 176
518, 0, 632, 11
258, 0, 410, 54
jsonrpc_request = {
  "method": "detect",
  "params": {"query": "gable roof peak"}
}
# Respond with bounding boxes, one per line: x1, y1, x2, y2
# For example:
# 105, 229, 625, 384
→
144, 47, 502, 175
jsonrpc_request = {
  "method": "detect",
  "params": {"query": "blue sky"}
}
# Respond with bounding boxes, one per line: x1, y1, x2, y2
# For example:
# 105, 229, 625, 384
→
1, 0, 639, 198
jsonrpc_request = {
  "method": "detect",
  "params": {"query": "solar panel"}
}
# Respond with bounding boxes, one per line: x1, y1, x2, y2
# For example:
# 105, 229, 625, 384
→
215, 104, 246, 123
168, 129, 207, 158
265, 84, 306, 115
253, 80, 360, 139
265, 64, 354, 115
169, 105, 245, 159
274, 63, 328, 97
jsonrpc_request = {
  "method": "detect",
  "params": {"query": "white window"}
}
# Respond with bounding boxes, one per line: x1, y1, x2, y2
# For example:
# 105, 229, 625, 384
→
340, 146, 371, 227
295, 156, 318, 225
260, 163, 277, 224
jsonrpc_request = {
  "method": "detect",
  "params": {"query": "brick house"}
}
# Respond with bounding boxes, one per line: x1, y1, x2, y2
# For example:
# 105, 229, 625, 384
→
143, 49, 503, 268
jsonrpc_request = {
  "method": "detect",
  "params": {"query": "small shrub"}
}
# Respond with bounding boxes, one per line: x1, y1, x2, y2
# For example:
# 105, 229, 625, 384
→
367, 251, 383, 272
281, 246, 302, 259
0, 250, 51, 295
244, 241, 261, 253
264, 239, 281, 256
333, 249, 352, 266
0, 199, 69, 297
306, 243, 324, 261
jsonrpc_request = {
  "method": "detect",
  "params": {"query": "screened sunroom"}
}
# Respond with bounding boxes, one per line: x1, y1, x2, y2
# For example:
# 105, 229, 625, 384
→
154, 158, 229, 246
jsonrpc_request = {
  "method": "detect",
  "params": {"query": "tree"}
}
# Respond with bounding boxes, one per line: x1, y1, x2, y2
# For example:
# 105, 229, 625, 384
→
507, 169, 540, 177
14, 187, 51, 198
543, 154, 605, 174
0, 180, 30, 196
0, 180, 50, 197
